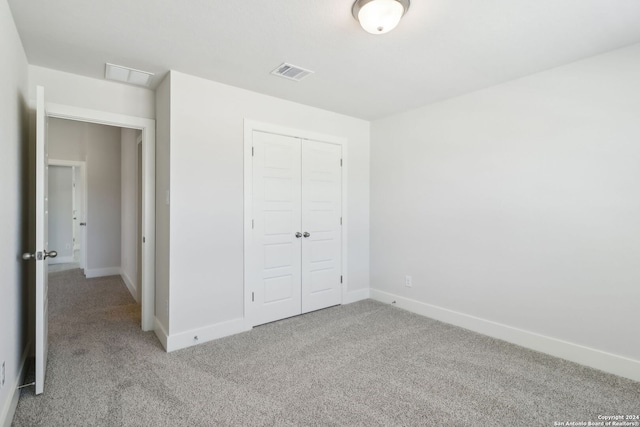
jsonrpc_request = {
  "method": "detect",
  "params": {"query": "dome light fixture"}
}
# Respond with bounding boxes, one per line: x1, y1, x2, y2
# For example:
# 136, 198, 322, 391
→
352, 0, 410, 35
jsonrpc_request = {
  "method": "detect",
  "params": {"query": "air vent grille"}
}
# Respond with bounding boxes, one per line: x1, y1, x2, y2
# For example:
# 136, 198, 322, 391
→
271, 63, 314, 81
105, 63, 154, 87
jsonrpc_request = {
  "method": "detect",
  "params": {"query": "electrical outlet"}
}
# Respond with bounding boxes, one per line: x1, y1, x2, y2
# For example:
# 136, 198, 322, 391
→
405, 275, 413, 287
1, 361, 5, 388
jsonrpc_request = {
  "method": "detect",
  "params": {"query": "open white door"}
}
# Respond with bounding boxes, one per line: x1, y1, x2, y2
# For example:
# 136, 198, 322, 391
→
34, 86, 55, 394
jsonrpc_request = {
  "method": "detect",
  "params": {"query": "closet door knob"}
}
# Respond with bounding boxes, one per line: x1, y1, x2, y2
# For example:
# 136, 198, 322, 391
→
295, 232, 302, 238
303, 232, 310, 238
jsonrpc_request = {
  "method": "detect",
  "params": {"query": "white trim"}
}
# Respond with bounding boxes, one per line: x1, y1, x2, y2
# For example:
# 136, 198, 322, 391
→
46, 102, 156, 332
48, 256, 74, 265
370, 289, 640, 382
0, 345, 30, 427
85, 267, 121, 278
243, 120, 349, 329
154, 317, 169, 351
166, 319, 249, 352
121, 270, 139, 303
343, 287, 370, 304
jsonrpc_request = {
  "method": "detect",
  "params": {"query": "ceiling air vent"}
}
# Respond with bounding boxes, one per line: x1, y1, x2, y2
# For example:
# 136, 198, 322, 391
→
270, 63, 314, 82
105, 63, 154, 87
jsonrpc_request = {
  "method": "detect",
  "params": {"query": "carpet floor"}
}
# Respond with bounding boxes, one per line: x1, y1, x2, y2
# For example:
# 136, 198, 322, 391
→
12, 269, 640, 426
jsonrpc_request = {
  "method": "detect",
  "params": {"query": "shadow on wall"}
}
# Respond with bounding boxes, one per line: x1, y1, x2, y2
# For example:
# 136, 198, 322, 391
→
19, 90, 33, 354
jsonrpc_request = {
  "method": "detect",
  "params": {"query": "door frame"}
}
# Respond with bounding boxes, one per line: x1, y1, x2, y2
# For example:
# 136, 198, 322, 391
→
47, 159, 87, 269
243, 119, 348, 328
47, 103, 156, 331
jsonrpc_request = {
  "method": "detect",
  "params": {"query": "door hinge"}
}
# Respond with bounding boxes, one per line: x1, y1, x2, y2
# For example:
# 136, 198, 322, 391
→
252, 219, 254, 229
340, 159, 342, 167
143, 237, 146, 243
340, 275, 343, 284
340, 217, 342, 225
252, 292, 254, 302
252, 147, 254, 156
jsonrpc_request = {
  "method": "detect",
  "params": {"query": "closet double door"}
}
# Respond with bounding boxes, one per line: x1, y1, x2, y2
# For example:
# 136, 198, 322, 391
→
250, 130, 342, 326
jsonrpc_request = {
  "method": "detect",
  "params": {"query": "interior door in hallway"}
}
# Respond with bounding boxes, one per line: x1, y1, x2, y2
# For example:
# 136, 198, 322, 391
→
301, 140, 342, 313
250, 131, 302, 326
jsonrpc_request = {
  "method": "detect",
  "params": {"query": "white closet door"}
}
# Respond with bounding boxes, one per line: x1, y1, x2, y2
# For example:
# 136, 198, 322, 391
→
251, 131, 302, 326
301, 140, 342, 313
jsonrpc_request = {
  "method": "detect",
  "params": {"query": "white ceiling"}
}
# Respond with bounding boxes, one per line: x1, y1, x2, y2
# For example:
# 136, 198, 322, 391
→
8, 0, 640, 120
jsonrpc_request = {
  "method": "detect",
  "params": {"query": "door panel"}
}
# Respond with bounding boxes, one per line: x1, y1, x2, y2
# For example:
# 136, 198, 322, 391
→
35, 86, 49, 395
301, 140, 342, 313
251, 131, 302, 326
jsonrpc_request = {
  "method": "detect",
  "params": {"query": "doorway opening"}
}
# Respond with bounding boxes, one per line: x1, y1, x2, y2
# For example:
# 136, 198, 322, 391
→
47, 160, 86, 273
45, 103, 156, 331
31, 88, 156, 395
47, 121, 143, 303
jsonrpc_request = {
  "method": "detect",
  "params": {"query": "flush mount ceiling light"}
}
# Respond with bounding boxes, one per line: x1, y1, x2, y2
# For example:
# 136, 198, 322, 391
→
105, 63, 154, 87
352, 0, 410, 35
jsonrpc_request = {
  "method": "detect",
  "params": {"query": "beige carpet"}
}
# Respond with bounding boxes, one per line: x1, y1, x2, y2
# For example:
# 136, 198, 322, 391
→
12, 269, 640, 426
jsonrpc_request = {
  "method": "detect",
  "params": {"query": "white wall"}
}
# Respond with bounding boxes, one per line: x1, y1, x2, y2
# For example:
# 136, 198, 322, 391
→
121, 128, 140, 301
28, 66, 155, 119
48, 166, 74, 261
154, 74, 171, 337
48, 118, 122, 276
160, 70, 370, 348
0, 1, 29, 425
370, 43, 640, 380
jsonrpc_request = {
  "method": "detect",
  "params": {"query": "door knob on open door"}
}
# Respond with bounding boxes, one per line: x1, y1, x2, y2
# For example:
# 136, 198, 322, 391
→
303, 232, 310, 238
44, 250, 57, 259
22, 252, 36, 260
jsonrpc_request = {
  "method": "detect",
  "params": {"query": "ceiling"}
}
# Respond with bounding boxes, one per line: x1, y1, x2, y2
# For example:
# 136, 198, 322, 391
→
8, 0, 640, 120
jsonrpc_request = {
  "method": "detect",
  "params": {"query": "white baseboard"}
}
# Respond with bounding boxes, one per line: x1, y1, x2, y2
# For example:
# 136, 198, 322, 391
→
121, 271, 138, 303
1, 345, 30, 427
165, 289, 367, 352
344, 287, 370, 304
48, 255, 75, 265
166, 318, 250, 352
85, 267, 121, 278
154, 317, 169, 351
370, 289, 640, 383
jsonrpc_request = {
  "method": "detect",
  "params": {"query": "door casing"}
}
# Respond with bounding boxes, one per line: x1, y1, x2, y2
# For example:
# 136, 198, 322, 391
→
243, 120, 349, 328
46, 103, 156, 331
